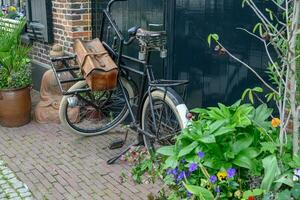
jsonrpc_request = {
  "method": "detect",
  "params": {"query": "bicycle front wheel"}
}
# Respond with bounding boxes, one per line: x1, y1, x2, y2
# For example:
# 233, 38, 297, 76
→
141, 89, 188, 152
59, 78, 134, 136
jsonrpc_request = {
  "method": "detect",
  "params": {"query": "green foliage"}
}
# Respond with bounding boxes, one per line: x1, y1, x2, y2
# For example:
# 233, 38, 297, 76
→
261, 155, 281, 192
0, 19, 31, 89
128, 101, 300, 199
241, 87, 263, 104
207, 34, 219, 47
183, 183, 214, 200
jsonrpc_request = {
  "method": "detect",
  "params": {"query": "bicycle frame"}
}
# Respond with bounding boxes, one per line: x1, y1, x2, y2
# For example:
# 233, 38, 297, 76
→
99, 7, 189, 140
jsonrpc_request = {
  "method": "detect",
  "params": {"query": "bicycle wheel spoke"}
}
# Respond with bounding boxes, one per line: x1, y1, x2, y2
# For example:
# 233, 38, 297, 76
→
64, 80, 131, 135
142, 95, 182, 151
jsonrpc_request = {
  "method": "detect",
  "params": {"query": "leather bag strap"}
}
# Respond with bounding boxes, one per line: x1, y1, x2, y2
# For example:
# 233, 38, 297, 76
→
80, 52, 107, 69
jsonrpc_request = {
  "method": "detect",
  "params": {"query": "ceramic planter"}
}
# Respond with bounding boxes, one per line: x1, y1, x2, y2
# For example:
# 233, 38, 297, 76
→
0, 86, 31, 127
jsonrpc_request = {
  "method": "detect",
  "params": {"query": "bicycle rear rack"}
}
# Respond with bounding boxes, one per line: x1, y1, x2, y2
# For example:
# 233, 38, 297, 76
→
50, 54, 91, 96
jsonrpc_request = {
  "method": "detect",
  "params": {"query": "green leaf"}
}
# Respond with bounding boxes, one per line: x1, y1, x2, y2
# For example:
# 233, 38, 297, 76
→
249, 90, 254, 104
241, 89, 250, 100
242, 0, 247, 7
211, 34, 219, 41
253, 189, 264, 196
252, 87, 263, 93
164, 156, 178, 169
198, 134, 216, 144
261, 155, 281, 192
183, 183, 214, 200
265, 8, 274, 21
243, 190, 253, 199
275, 174, 294, 188
277, 190, 291, 200
213, 126, 235, 137
208, 120, 226, 134
232, 135, 254, 154
232, 104, 253, 127
230, 100, 241, 109
254, 104, 273, 122
178, 141, 199, 158
157, 145, 175, 156
293, 155, 300, 168
252, 104, 273, 129
238, 147, 260, 158
266, 93, 275, 102
207, 34, 212, 47
243, 189, 263, 199
291, 183, 300, 199
191, 108, 206, 114
261, 142, 277, 154
253, 23, 262, 34
233, 154, 254, 170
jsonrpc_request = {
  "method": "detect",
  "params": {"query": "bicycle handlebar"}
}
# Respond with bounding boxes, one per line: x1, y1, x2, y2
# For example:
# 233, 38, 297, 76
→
107, 0, 128, 13
123, 36, 136, 46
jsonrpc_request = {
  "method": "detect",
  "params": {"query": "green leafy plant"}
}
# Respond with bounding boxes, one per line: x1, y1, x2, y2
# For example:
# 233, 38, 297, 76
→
129, 102, 295, 199
0, 19, 31, 89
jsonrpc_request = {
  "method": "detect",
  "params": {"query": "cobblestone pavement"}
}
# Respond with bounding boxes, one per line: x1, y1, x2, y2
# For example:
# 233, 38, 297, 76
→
0, 159, 33, 200
0, 91, 159, 200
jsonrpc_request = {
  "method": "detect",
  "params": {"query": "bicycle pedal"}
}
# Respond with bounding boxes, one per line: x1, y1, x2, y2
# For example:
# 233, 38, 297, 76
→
109, 139, 125, 149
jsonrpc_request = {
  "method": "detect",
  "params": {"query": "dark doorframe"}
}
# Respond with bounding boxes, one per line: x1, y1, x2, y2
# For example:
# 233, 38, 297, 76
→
165, 0, 175, 79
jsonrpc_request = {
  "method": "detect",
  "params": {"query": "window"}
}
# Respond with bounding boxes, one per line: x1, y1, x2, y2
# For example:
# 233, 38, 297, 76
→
26, 0, 53, 43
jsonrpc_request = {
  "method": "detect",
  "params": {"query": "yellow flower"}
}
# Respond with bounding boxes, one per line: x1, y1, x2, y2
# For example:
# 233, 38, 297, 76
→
234, 190, 242, 199
271, 118, 281, 128
8, 6, 17, 12
217, 171, 227, 181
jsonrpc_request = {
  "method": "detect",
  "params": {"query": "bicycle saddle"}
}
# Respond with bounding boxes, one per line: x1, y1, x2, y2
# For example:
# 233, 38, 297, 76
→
136, 28, 166, 37
128, 26, 139, 36
128, 26, 166, 37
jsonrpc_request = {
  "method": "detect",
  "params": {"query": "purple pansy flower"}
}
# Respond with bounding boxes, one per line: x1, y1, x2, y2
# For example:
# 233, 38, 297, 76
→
166, 168, 172, 175
185, 171, 191, 178
210, 175, 217, 183
172, 167, 178, 176
188, 163, 198, 172
215, 186, 221, 193
227, 168, 236, 178
187, 191, 192, 197
197, 151, 205, 159
177, 171, 185, 181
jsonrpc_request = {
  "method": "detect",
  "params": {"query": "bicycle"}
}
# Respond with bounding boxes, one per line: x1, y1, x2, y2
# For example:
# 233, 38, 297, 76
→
50, 0, 190, 163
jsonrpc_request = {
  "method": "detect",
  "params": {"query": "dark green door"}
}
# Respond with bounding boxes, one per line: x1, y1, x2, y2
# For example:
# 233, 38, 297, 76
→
170, 0, 270, 108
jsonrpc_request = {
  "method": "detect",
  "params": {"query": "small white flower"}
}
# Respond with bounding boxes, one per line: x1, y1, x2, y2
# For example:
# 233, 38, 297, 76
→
293, 175, 299, 181
294, 169, 300, 177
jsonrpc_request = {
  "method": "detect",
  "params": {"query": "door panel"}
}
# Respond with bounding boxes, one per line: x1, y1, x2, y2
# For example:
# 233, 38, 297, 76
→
92, 0, 165, 78
172, 0, 271, 108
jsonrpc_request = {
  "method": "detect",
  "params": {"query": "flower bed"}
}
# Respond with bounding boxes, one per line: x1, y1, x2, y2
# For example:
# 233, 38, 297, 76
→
126, 102, 300, 199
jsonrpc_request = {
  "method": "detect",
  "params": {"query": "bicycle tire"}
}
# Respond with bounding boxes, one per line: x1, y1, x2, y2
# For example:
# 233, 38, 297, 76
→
59, 78, 134, 136
141, 89, 189, 152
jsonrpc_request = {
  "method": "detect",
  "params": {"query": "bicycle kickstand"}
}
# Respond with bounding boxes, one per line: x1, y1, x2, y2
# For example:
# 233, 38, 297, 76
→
106, 140, 143, 165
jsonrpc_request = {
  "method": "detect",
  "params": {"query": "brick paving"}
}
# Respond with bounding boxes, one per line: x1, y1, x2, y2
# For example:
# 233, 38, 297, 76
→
0, 91, 159, 200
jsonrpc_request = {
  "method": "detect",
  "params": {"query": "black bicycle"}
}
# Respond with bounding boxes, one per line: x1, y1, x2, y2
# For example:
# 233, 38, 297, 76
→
51, 0, 189, 159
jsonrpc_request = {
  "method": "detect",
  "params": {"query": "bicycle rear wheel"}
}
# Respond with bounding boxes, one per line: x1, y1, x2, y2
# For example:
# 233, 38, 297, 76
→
59, 78, 134, 136
141, 89, 188, 152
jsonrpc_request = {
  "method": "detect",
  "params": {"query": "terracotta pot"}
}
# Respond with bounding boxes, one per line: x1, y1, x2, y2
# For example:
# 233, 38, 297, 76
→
0, 86, 31, 127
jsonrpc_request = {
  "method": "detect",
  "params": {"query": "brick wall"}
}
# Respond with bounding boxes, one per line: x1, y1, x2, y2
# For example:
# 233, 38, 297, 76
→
30, 0, 92, 65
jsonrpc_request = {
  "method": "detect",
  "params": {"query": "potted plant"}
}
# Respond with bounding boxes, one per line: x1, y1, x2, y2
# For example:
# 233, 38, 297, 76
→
0, 19, 32, 127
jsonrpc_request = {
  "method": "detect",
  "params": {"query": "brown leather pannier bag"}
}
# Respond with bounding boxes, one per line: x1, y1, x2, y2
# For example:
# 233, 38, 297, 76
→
73, 38, 118, 91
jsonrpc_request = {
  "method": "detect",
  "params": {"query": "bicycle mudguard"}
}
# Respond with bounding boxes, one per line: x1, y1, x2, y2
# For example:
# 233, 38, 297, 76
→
140, 87, 190, 128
